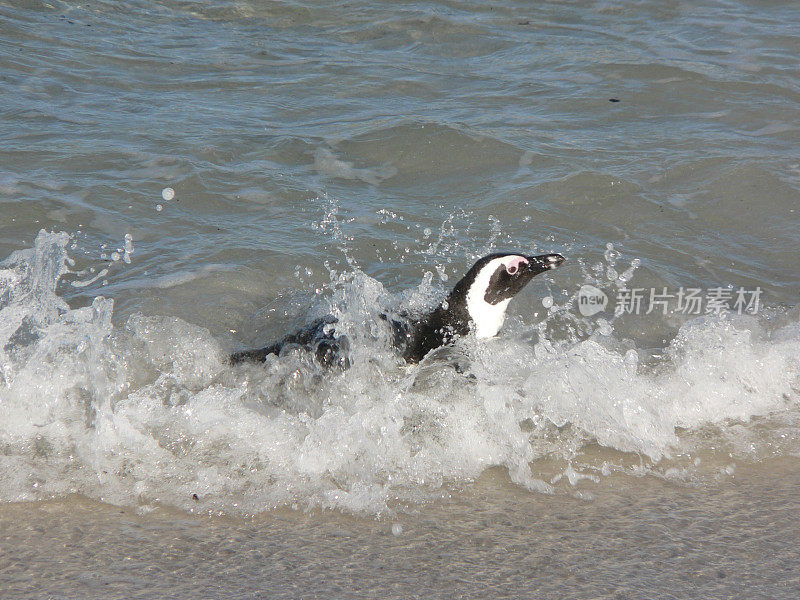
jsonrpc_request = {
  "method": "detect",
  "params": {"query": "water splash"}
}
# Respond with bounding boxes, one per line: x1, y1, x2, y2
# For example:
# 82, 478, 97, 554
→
0, 231, 798, 516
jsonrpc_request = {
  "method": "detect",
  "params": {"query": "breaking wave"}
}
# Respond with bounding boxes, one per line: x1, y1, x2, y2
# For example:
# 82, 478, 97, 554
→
0, 231, 798, 514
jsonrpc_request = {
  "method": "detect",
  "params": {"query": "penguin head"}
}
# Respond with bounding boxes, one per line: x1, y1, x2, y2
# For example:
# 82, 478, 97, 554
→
454, 252, 565, 338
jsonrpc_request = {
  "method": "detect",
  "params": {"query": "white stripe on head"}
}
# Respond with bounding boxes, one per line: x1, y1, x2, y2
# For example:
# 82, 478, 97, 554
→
465, 255, 525, 338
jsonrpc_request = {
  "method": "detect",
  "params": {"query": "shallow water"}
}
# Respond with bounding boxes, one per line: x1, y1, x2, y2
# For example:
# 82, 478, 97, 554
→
1, 0, 800, 596
3, 461, 800, 599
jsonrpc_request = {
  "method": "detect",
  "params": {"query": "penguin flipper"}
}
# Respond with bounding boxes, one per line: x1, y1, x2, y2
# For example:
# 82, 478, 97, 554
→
229, 342, 282, 364
229, 316, 339, 365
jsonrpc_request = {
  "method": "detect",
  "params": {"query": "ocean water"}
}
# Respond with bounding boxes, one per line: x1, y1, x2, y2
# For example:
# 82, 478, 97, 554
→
1, 0, 799, 597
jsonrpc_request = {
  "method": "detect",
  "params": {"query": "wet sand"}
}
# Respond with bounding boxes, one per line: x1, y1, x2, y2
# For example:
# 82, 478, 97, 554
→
3, 457, 799, 600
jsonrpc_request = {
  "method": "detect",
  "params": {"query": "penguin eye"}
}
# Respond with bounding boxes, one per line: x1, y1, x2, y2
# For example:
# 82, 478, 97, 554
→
506, 265, 518, 275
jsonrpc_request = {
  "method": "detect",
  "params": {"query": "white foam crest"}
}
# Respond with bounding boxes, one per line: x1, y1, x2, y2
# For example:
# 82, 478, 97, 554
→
0, 232, 799, 515
466, 315, 800, 464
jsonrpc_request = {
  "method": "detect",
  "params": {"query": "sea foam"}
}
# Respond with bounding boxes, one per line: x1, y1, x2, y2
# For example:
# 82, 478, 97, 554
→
0, 231, 798, 514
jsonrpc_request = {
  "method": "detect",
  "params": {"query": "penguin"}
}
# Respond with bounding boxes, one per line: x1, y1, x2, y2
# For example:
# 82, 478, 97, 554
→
230, 252, 566, 366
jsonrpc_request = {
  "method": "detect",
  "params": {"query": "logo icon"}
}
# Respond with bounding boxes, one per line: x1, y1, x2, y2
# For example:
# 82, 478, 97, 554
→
577, 285, 608, 316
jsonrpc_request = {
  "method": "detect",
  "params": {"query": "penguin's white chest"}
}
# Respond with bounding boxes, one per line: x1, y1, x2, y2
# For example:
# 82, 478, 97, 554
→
466, 296, 511, 338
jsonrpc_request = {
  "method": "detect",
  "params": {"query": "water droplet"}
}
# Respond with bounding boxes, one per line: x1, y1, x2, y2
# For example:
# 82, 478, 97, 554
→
624, 349, 638, 365
161, 187, 175, 201
156, 204, 163, 212
391, 524, 402, 536
596, 319, 612, 336
604, 243, 620, 263
542, 296, 554, 308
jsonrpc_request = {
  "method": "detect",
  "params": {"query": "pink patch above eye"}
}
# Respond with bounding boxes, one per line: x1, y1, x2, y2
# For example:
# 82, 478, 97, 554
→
506, 256, 528, 274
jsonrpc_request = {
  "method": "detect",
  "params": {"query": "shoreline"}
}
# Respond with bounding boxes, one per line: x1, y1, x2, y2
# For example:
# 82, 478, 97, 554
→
3, 456, 799, 599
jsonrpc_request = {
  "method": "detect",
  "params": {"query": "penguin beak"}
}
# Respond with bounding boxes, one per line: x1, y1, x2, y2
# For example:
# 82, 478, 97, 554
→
527, 253, 566, 274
